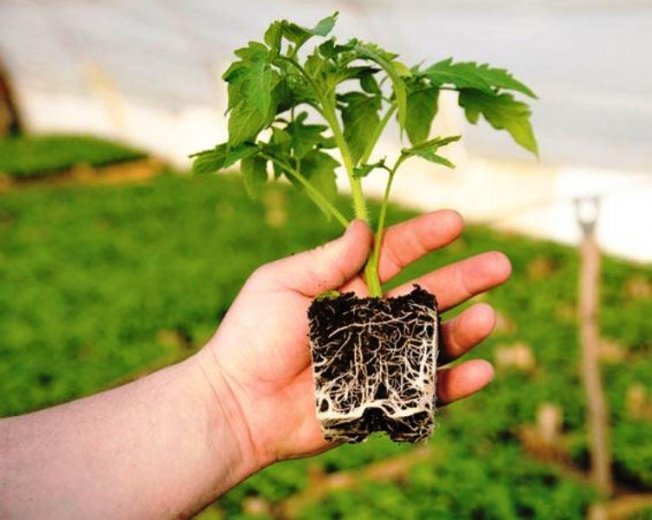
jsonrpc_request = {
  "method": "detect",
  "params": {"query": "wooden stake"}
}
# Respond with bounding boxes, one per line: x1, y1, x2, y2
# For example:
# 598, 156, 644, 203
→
575, 197, 613, 496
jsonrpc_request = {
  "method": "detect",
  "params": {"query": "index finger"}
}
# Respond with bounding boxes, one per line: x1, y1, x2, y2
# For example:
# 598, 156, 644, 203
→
377, 210, 464, 283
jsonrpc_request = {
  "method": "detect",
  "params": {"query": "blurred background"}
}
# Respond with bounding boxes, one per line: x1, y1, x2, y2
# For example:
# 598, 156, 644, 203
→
1, 1, 651, 518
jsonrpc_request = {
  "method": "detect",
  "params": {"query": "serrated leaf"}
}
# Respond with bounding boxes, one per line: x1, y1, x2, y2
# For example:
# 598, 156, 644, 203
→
266, 128, 292, 179
409, 135, 461, 152
233, 41, 269, 61
223, 143, 259, 168
241, 155, 268, 198
222, 41, 278, 145
425, 59, 537, 98
354, 42, 409, 137
318, 37, 357, 60
355, 42, 398, 62
411, 150, 456, 168
282, 12, 338, 50
228, 103, 268, 147
287, 112, 330, 159
405, 83, 439, 145
273, 63, 318, 112
226, 58, 275, 145
459, 89, 538, 156
190, 142, 257, 174
340, 92, 381, 164
353, 158, 388, 178
318, 38, 337, 59
402, 135, 460, 169
300, 150, 339, 220
304, 51, 328, 78
190, 144, 227, 175
264, 21, 283, 52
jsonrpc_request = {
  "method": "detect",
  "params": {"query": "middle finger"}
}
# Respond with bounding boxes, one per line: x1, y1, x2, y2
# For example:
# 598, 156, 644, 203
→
386, 251, 511, 311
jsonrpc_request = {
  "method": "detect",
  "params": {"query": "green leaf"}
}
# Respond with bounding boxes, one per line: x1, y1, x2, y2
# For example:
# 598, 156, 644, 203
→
353, 158, 389, 178
190, 143, 258, 174
405, 84, 439, 145
223, 143, 259, 168
311, 12, 339, 37
287, 113, 330, 160
318, 38, 337, 59
190, 144, 227, 175
300, 150, 339, 220
408, 135, 461, 152
241, 155, 268, 198
459, 89, 538, 156
354, 42, 409, 136
360, 71, 381, 95
273, 64, 318, 112
340, 92, 381, 164
425, 59, 537, 98
318, 37, 357, 60
223, 43, 275, 146
304, 51, 329, 78
339, 66, 380, 84
264, 21, 283, 53
401, 135, 461, 169
233, 41, 269, 61
282, 12, 338, 51
228, 85, 273, 146
411, 150, 456, 168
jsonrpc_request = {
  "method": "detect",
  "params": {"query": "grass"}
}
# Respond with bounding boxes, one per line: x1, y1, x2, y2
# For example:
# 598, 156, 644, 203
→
0, 134, 146, 178
0, 170, 651, 518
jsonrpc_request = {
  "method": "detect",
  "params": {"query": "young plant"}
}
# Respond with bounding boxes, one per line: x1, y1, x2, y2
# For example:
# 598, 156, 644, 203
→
192, 12, 537, 442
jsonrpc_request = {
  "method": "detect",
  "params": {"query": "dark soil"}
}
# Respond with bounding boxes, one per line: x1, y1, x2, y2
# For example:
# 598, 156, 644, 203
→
308, 286, 440, 443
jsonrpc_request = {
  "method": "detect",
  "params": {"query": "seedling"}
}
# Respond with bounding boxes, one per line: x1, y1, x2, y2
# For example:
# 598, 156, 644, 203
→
192, 12, 537, 443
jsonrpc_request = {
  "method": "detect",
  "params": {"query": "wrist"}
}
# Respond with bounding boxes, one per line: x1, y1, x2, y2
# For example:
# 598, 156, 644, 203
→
191, 349, 270, 480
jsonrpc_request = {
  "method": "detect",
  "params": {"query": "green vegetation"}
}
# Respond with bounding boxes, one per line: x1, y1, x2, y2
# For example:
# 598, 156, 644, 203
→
0, 134, 146, 178
1, 172, 650, 518
192, 12, 537, 296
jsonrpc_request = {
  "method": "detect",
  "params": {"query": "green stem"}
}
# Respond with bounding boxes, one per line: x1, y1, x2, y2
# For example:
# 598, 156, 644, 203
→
359, 103, 397, 166
320, 99, 383, 296
275, 56, 367, 219
261, 154, 349, 228
354, 104, 398, 297
320, 102, 368, 222
274, 56, 381, 294
365, 154, 407, 297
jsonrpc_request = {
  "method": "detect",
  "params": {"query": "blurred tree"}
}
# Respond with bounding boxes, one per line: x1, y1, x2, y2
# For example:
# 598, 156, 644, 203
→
0, 57, 23, 137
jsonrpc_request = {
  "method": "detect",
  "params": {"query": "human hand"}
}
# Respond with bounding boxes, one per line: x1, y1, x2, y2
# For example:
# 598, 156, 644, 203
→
197, 210, 511, 470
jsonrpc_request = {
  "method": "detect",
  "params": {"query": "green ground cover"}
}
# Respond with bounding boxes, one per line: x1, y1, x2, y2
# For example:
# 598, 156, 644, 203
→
0, 134, 146, 178
1, 172, 650, 518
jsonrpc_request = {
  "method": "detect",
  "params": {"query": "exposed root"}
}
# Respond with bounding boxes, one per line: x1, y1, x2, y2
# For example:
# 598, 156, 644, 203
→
308, 286, 439, 443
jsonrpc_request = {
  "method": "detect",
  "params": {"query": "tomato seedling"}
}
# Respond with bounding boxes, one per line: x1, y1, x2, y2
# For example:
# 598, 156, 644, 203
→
193, 12, 537, 442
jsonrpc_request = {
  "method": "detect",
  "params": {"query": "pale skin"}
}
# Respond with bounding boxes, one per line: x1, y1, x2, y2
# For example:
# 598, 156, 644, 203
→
0, 210, 511, 519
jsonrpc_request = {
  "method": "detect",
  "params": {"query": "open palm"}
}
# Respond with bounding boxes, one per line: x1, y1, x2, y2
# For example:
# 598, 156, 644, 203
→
199, 210, 511, 467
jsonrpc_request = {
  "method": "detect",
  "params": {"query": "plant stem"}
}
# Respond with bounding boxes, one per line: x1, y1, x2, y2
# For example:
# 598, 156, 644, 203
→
365, 154, 407, 296
274, 56, 382, 295
320, 99, 385, 296
320, 102, 368, 222
275, 56, 367, 217
359, 103, 397, 166
261, 154, 349, 228
353, 104, 399, 297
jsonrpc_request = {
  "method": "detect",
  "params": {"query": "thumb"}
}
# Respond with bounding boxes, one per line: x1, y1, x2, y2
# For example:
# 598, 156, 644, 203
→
255, 220, 372, 297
